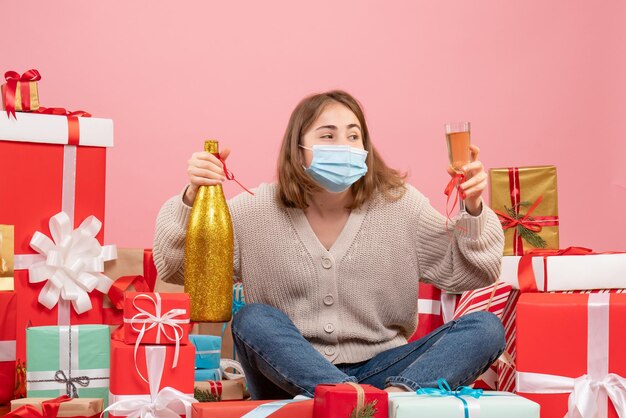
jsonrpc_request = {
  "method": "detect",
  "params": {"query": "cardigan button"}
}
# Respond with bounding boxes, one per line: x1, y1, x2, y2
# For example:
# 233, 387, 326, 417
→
324, 345, 336, 356
323, 294, 334, 306
321, 256, 333, 269
324, 323, 335, 333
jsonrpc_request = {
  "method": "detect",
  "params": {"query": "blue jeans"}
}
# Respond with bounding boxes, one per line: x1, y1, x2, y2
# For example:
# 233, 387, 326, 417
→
232, 303, 505, 400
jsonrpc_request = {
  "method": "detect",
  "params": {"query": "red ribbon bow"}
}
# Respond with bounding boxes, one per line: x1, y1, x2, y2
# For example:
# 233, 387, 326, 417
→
4, 69, 41, 118
35, 106, 92, 146
6, 395, 72, 418
494, 195, 544, 233
443, 173, 466, 235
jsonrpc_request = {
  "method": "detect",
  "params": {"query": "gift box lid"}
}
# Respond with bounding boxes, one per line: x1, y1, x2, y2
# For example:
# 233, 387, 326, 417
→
0, 111, 113, 147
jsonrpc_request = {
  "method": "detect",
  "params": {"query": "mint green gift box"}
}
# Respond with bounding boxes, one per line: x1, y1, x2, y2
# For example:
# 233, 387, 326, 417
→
26, 325, 110, 405
388, 391, 540, 418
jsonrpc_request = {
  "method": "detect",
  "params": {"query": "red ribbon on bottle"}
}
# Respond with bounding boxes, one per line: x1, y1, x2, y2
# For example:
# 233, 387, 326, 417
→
3, 69, 41, 118
443, 173, 466, 235
215, 154, 255, 195
494, 167, 559, 255
36, 107, 92, 146
5, 395, 80, 418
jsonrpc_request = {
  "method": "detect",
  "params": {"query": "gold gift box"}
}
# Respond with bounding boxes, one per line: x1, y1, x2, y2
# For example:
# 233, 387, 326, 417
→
1, 81, 40, 113
10, 398, 103, 417
0, 225, 14, 291
489, 166, 559, 255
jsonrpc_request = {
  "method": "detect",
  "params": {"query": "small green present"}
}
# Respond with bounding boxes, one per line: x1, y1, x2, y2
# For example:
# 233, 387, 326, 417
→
26, 325, 110, 405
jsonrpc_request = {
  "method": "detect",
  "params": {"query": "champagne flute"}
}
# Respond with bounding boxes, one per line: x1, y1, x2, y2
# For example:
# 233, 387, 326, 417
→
445, 122, 471, 212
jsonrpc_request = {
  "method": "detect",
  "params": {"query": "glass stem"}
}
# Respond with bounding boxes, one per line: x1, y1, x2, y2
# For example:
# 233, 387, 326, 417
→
459, 190, 466, 212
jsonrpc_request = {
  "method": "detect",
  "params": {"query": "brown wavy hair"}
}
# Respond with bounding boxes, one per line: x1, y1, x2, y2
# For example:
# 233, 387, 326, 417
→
277, 90, 406, 209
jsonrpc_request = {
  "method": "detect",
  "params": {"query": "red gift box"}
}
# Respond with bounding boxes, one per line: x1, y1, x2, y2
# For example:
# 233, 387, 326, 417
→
192, 399, 314, 418
0, 112, 114, 363
123, 292, 190, 346
313, 383, 388, 418
0, 291, 16, 405
516, 292, 626, 418
108, 341, 195, 418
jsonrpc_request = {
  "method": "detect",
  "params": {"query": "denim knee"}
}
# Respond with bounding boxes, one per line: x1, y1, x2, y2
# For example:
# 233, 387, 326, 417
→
232, 303, 288, 341
461, 311, 506, 358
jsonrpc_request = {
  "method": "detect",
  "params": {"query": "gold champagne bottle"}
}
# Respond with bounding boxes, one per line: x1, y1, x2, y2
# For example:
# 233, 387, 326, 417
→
184, 140, 234, 322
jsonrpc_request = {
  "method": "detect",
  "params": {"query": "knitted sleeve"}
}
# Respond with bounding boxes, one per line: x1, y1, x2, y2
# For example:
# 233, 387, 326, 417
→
152, 187, 241, 285
411, 186, 504, 292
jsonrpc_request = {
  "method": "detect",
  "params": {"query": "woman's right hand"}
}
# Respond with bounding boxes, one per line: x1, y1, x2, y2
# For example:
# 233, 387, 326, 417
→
184, 147, 231, 206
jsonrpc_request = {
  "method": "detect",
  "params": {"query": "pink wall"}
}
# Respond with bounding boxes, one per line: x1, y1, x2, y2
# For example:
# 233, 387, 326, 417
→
3, 1, 625, 250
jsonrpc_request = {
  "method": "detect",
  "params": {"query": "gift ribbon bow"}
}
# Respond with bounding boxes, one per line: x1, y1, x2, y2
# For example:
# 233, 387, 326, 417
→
494, 195, 544, 233
3, 69, 41, 118
27, 212, 117, 314
495, 167, 559, 255
220, 358, 246, 381
517, 293, 626, 418
53, 370, 91, 398
124, 293, 189, 383
104, 346, 197, 418
444, 173, 465, 232
6, 395, 73, 418
416, 379, 483, 418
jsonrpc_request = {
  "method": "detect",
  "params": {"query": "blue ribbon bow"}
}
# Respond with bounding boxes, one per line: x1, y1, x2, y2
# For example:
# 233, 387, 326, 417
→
416, 379, 483, 418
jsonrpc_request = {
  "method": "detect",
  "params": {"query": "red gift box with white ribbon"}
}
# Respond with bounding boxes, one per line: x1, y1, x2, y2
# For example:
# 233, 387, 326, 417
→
107, 342, 195, 418
0, 110, 115, 362
516, 292, 626, 418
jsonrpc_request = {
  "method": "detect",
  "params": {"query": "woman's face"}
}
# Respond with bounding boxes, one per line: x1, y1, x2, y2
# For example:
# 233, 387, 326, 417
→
300, 102, 365, 168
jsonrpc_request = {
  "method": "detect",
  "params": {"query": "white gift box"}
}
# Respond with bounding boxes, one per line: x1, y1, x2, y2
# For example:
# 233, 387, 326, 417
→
0, 112, 113, 147
498, 253, 626, 291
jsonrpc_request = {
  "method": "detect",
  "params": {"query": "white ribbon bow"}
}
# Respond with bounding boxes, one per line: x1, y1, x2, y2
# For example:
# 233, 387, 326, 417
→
124, 293, 189, 383
28, 212, 117, 314
104, 346, 197, 418
517, 372, 626, 418
569, 374, 626, 418
219, 358, 246, 381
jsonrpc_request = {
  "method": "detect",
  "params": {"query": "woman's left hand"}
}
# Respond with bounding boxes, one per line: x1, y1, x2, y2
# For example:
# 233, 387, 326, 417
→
446, 144, 486, 216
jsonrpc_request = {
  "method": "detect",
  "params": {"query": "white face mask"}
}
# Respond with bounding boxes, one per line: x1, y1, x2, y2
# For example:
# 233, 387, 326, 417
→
299, 144, 368, 193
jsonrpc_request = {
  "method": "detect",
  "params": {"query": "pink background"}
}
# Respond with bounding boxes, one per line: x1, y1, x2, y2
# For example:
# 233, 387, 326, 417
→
3, 1, 625, 250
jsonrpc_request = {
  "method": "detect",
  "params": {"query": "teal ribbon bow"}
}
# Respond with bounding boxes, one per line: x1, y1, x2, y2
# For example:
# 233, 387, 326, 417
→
416, 379, 483, 418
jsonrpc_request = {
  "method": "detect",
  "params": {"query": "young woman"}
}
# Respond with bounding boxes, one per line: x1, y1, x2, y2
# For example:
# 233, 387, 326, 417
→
153, 90, 505, 399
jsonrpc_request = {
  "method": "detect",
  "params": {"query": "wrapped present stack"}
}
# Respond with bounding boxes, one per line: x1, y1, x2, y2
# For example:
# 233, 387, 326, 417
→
486, 165, 626, 417
107, 291, 196, 417
0, 68, 120, 415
